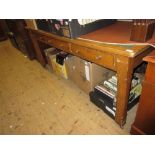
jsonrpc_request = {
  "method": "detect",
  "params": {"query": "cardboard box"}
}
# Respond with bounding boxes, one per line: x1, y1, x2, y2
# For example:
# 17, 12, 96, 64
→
44, 47, 58, 72
50, 55, 68, 79
65, 56, 115, 94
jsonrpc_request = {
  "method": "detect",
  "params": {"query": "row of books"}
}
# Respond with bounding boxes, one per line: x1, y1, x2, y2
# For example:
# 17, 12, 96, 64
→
91, 73, 142, 117
96, 74, 141, 99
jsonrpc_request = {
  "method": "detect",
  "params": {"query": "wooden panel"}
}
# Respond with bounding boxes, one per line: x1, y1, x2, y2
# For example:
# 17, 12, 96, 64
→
51, 39, 70, 52
130, 125, 145, 135
131, 51, 155, 134
144, 63, 155, 84
38, 35, 115, 70
143, 51, 155, 84
29, 32, 46, 66
39, 36, 70, 52
71, 44, 115, 70
133, 46, 154, 68
130, 20, 155, 42
131, 81, 155, 134
0, 20, 8, 41
143, 50, 155, 63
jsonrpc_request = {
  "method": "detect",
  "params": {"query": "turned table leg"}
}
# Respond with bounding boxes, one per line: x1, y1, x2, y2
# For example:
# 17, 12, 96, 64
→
115, 56, 133, 127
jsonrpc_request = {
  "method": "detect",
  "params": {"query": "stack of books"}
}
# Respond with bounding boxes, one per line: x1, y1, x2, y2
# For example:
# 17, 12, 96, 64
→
89, 74, 142, 118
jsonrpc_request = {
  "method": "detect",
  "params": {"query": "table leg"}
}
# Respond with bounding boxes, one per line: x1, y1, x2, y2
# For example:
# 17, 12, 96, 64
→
115, 56, 133, 127
29, 31, 46, 66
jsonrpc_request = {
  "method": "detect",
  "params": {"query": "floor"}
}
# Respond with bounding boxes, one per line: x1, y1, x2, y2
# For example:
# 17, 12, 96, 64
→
0, 40, 137, 135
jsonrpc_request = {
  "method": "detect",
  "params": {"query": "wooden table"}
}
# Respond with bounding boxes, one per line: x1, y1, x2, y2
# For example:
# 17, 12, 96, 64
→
27, 28, 154, 127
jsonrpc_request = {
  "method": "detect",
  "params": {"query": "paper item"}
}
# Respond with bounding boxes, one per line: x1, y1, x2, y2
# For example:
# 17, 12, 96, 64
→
85, 65, 90, 81
105, 106, 115, 116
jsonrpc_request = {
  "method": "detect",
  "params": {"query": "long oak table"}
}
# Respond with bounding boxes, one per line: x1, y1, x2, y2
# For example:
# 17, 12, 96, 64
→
27, 28, 154, 127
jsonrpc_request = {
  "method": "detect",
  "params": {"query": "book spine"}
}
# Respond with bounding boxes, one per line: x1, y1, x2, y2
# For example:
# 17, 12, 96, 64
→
104, 81, 117, 92
95, 86, 115, 99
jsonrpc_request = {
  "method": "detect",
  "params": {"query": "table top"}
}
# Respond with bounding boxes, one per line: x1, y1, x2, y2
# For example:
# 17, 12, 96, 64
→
28, 23, 153, 58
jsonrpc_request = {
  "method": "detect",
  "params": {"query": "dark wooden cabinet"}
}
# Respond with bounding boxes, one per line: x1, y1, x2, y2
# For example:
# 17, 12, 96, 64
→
0, 20, 8, 41
130, 51, 155, 134
6, 20, 35, 60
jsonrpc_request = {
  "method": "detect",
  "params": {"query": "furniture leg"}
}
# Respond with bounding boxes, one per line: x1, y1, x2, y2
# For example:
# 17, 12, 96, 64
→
115, 56, 133, 127
29, 31, 46, 66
